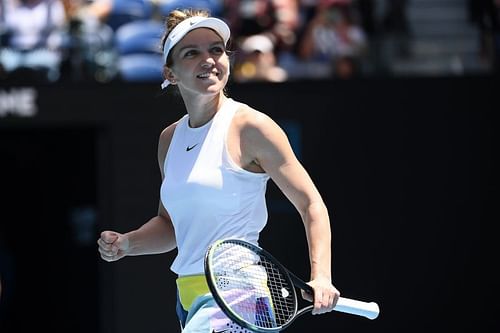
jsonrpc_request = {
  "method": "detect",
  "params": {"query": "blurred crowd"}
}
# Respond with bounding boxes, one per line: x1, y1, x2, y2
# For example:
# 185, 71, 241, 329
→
0, 0, 499, 84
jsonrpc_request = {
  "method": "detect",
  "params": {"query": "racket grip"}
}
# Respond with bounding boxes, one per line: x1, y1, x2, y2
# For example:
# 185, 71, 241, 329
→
334, 297, 380, 320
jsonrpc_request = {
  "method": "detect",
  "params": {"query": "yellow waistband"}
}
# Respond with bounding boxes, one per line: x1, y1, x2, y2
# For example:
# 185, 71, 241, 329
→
176, 275, 210, 311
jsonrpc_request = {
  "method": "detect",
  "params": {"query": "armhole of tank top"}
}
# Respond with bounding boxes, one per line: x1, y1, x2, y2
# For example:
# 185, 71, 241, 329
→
163, 116, 187, 175
223, 104, 269, 179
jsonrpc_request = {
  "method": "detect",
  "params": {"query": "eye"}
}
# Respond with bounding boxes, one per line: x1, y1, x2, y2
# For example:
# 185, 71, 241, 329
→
211, 46, 225, 55
182, 49, 199, 58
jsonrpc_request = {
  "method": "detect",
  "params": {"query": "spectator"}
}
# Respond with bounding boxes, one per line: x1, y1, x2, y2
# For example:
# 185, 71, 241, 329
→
232, 33, 288, 82
64, 0, 112, 22
59, 0, 116, 81
291, 0, 367, 79
0, 0, 68, 82
223, 0, 300, 81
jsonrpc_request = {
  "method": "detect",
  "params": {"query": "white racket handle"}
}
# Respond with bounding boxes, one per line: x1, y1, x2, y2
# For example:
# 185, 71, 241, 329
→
334, 297, 380, 319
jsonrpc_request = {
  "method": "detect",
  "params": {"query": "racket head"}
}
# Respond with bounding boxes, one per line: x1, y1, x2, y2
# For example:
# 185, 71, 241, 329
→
204, 239, 299, 332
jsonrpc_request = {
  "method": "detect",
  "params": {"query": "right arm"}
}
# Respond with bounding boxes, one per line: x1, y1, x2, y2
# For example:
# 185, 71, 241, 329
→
97, 123, 178, 262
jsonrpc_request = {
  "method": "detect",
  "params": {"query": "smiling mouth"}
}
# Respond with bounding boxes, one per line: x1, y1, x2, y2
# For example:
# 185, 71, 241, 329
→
197, 72, 219, 79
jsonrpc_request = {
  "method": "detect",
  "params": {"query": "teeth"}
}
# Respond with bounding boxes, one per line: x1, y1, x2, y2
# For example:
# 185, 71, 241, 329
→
198, 72, 217, 78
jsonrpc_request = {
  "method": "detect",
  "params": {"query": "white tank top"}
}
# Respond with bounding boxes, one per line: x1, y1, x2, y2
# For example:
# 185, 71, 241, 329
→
161, 98, 270, 276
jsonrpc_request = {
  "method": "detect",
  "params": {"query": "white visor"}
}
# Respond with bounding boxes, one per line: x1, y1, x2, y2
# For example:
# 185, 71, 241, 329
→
161, 16, 231, 89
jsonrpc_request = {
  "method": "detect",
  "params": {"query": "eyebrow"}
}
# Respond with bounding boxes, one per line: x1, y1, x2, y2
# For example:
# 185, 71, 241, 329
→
177, 41, 225, 54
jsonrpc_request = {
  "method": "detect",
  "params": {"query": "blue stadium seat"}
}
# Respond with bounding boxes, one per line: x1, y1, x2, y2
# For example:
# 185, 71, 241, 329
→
106, 0, 154, 31
117, 53, 164, 82
114, 19, 164, 55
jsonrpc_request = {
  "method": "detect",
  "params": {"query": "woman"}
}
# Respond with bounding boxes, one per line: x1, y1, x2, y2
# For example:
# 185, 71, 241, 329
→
97, 8, 339, 332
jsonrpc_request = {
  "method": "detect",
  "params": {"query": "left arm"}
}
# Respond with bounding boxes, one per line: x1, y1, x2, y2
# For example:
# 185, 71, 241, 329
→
239, 109, 340, 314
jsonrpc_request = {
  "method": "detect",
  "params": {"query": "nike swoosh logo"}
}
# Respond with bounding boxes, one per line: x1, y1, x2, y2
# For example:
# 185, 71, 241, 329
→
186, 144, 198, 151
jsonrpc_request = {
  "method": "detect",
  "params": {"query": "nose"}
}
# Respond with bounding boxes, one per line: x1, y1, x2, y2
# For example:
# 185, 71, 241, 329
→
201, 52, 216, 68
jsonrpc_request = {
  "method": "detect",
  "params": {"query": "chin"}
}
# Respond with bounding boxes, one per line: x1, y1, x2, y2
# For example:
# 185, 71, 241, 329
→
200, 82, 226, 94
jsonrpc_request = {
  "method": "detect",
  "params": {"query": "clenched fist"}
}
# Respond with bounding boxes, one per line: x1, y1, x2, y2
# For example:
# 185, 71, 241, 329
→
97, 231, 129, 262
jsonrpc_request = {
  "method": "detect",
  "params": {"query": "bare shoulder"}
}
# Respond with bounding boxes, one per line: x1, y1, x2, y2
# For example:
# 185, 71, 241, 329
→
158, 119, 181, 168
159, 121, 178, 144
231, 102, 289, 164
232, 103, 276, 133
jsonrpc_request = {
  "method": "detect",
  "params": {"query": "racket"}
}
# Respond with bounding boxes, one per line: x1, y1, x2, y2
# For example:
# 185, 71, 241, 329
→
204, 238, 380, 332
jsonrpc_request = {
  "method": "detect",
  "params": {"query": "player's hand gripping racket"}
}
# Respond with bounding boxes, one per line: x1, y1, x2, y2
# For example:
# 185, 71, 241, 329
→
204, 238, 380, 332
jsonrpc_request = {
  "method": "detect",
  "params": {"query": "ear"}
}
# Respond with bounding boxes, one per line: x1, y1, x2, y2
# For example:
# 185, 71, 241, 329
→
163, 67, 177, 85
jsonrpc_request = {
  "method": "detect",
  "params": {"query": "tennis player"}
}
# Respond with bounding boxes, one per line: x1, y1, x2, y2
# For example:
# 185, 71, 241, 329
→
97, 8, 340, 332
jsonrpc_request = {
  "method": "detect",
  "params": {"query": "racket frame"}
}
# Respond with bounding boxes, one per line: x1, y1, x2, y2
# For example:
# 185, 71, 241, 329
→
204, 238, 300, 332
205, 238, 380, 331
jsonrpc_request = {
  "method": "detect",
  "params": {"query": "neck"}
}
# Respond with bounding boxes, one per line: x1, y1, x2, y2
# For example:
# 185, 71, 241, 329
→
184, 93, 227, 128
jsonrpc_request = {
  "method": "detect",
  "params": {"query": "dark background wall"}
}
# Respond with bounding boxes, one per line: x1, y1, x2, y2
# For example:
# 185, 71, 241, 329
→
0, 76, 495, 333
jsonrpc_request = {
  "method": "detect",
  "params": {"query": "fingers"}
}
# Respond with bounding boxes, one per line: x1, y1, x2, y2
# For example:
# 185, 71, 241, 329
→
306, 281, 340, 315
97, 231, 125, 262
312, 288, 339, 315
97, 239, 119, 262
101, 231, 118, 244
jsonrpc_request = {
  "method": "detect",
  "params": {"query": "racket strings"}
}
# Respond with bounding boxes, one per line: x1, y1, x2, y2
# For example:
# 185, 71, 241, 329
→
211, 242, 297, 329
259, 258, 296, 327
